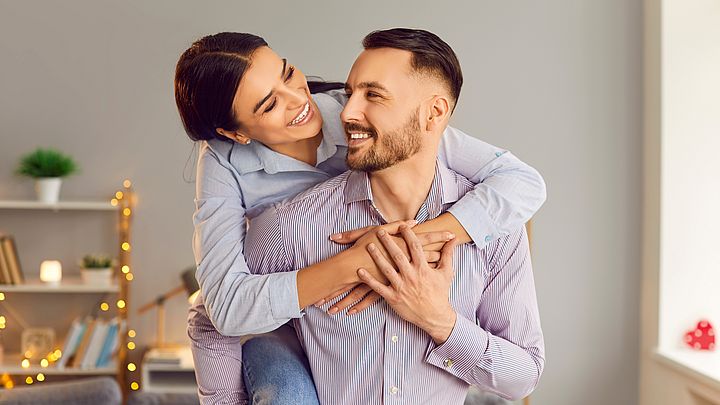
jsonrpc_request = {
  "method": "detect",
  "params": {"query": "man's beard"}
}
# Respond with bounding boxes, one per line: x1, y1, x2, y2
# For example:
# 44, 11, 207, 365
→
345, 108, 422, 172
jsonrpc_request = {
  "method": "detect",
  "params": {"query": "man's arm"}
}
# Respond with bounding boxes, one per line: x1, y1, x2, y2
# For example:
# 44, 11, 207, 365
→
424, 227, 545, 401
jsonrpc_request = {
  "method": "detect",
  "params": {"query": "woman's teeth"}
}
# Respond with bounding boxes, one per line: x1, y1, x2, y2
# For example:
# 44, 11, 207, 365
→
350, 133, 372, 139
290, 102, 310, 126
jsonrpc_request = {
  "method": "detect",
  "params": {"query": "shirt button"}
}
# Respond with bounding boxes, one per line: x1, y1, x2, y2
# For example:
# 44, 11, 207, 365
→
484, 235, 492, 243
443, 359, 454, 368
390, 386, 399, 395
391, 335, 399, 343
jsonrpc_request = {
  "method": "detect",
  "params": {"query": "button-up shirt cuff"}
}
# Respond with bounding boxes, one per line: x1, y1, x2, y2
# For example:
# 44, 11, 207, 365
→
269, 271, 304, 321
425, 314, 490, 378
447, 199, 497, 247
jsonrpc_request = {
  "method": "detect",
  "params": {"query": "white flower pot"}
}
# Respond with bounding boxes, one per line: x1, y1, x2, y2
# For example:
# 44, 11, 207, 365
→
80, 267, 113, 285
35, 178, 62, 204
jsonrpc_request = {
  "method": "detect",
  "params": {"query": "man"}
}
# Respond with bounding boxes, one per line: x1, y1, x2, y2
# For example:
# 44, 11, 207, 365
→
244, 28, 544, 403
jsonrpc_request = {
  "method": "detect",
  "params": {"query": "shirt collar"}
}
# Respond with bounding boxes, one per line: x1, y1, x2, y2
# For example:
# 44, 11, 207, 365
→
343, 160, 460, 207
215, 92, 347, 176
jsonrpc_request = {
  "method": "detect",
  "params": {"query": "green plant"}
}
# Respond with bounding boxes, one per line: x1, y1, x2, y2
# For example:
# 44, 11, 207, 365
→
16, 148, 79, 178
81, 254, 114, 269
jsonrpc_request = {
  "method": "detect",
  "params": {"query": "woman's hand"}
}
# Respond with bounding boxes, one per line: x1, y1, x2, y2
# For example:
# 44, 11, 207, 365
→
319, 221, 455, 315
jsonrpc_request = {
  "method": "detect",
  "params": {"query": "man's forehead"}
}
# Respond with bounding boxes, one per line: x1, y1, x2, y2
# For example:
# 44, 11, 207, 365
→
346, 48, 413, 84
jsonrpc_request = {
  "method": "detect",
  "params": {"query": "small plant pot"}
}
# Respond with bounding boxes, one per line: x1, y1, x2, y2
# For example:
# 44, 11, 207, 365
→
35, 178, 62, 204
80, 267, 113, 285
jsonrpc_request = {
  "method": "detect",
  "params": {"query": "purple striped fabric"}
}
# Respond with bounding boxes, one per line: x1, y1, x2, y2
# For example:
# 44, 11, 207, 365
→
243, 163, 545, 404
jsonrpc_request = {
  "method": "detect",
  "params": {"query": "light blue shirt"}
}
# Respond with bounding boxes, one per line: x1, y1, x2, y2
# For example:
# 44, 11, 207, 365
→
192, 90, 546, 336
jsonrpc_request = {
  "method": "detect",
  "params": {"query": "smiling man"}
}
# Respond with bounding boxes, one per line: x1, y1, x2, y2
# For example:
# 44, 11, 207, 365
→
244, 28, 545, 404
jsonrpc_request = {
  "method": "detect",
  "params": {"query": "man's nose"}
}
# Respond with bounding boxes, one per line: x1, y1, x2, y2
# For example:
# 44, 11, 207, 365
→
341, 95, 364, 124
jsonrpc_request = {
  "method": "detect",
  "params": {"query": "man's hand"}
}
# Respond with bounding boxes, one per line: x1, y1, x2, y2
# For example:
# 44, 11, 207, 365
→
358, 225, 459, 344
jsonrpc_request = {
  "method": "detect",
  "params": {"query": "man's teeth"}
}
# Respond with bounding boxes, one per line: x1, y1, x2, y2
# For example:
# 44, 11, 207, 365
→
350, 133, 372, 139
290, 103, 310, 125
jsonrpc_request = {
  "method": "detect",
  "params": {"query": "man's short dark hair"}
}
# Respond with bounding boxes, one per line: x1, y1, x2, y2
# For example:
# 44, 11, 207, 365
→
362, 28, 463, 112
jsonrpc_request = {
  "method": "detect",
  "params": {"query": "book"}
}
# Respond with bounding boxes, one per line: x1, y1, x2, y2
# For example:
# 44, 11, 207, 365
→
57, 318, 84, 369
2, 236, 23, 284
81, 319, 108, 369
0, 237, 12, 284
68, 318, 96, 368
96, 318, 118, 368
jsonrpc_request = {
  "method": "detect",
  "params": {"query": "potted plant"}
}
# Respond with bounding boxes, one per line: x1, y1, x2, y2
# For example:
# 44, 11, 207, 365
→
80, 254, 115, 286
16, 148, 79, 204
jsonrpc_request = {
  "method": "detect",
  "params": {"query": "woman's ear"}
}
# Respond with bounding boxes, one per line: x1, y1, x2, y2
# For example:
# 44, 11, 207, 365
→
425, 96, 451, 132
215, 128, 252, 144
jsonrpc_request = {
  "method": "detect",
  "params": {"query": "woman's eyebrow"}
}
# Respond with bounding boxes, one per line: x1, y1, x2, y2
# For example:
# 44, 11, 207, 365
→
253, 59, 288, 114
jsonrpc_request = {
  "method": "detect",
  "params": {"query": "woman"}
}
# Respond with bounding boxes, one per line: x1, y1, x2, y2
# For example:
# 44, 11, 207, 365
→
175, 32, 546, 404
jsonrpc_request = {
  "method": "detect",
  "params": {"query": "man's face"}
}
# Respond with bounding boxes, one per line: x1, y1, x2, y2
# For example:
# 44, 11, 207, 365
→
341, 48, 425, 172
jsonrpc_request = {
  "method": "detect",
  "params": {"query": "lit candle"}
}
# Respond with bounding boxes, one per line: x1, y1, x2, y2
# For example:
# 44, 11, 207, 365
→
40, 260, 62, 285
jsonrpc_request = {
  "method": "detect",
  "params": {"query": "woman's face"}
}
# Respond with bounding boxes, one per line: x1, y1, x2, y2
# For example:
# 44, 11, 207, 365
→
224, 46, 323, 147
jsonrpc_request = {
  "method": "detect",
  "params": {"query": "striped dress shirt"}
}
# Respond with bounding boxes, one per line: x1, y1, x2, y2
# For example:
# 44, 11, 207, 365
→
244, 162, 545, 404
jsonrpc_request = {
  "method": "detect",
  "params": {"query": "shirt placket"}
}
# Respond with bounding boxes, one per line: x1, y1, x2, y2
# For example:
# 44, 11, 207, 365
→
383, 312, 405, 402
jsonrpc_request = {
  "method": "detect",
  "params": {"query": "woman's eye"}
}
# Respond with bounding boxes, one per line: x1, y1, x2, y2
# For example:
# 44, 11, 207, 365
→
264, 99, 277, 113
285, 66, 295, 82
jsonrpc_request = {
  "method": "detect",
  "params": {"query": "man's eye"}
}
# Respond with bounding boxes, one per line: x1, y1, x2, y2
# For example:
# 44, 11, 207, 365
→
264, 99, 277, 113
367, 92, 379, 98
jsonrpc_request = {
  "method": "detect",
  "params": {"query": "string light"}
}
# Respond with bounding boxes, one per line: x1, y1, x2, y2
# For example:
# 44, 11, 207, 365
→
0, 292, 5, 300
128, 329, 136, 338
3, 380, 13, 389
116, 300, 126, 309
127, 342, 136, 350
54, 349, 62, 358
36, 373, 45, 382
40, 359, 49, 368
100, 302, 109, 311
123, 179, 132, 188
121, 242, 131, 251
21, 359, 30, 369
110, 198, 118, 206
125, 273, 134, 281
24, 351, 32, 358
130, 381, 139, 390
127, 363, 136, 372
121, 265, 130, 274
25, 377, 33, 385
123, 208, 131, 216
115, 191, 124, 200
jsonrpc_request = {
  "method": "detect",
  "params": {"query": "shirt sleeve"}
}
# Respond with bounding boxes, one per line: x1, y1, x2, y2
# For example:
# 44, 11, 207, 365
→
193, 143, 302, 336
424, 227, 545, 401
437, 126, 547, 248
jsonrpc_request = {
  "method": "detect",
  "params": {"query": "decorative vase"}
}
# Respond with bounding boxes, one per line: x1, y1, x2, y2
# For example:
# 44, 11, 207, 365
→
80, 268, 113, 285
35, 178, 62, 204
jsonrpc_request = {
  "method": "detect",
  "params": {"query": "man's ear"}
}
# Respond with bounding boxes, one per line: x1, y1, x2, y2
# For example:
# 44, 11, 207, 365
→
425, 95, 451, 132
215, 128, 252, 144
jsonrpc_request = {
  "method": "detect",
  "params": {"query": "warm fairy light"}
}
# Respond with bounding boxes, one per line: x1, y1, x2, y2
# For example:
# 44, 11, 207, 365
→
123, 208, 131, 216
25, 377, 33, 385
4, 380, 13, 389
54, 349, 62, 358
0, 324, 6, 330
126, 273, 134, 281
127, 342, 136, 350
40, 359, 49, 368
100, 302, 110, 311
130, 381, 139, 390
115, 191, 124, 200
128, 329, 136, 338
0, 315, 6, 324
48, 353, 57, 362
23, 351, 32, 358
0, 292, 5, 300
123, 179, 132, 188
36, 373, 45, 382
110, 198, 118, 206
121, 265, 130, 274
21, 359, 30, 369
127, 363, 136, 372
116, 300, 126, 309
121, 242, 130, 251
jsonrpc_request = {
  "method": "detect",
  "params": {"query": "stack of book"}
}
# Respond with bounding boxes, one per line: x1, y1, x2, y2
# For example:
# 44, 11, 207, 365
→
57, 316, 123, 369
0, 235, 23, 284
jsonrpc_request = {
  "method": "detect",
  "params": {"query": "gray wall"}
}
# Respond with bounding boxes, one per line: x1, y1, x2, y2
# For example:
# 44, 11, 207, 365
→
0, 1, 642, 404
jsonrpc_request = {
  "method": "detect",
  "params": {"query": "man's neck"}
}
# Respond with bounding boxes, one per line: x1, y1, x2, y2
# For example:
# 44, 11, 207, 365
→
369, 147, 438, 223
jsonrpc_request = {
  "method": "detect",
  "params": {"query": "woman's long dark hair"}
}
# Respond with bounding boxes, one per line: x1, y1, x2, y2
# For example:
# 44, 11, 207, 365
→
175, 32, 343, 142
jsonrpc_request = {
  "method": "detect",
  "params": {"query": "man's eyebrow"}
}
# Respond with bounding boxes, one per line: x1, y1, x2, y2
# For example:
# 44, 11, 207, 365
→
345, 81, 389, 93
253, 59, 288, 114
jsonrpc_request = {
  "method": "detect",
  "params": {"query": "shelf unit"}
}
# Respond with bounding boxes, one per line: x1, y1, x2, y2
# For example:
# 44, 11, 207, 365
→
0, 183, 135, 399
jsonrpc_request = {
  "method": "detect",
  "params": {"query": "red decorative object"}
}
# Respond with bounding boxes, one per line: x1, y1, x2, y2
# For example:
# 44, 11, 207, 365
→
684, 320, 715, 351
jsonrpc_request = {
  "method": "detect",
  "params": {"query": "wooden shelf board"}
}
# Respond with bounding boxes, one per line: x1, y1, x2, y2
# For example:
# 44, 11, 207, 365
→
0, 277, 119, 293
0, 200, 117, 211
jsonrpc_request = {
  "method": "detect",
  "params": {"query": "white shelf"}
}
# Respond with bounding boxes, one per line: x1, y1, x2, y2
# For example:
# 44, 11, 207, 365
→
0, 200, 117, 211
142, 346, 197, 394
655, 347, 720, 392
0, 353, 116, 375
0, 278, 119, 293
